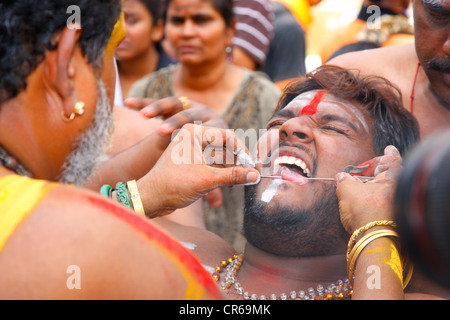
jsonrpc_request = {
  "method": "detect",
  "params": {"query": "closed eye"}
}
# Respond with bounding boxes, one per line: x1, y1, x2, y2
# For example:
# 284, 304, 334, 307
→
267, 109, 295, 129
423, 0, 450, 22
266, 120, 285, 129
319, 125, 347, 135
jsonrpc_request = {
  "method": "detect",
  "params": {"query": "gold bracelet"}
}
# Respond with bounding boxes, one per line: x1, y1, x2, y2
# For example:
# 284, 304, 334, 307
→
347, 220, 397, 260
347, 229, 399, 286
126, 180, 146, 217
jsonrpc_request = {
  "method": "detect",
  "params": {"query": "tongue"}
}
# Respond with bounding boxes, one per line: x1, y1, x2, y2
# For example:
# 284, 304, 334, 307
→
277, 166, 309, 186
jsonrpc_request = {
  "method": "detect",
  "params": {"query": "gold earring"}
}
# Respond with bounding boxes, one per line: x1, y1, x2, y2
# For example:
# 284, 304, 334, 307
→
61, 102, 85, 122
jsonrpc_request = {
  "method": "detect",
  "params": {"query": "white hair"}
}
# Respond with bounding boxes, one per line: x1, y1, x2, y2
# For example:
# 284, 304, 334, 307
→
58, 79, 113, 185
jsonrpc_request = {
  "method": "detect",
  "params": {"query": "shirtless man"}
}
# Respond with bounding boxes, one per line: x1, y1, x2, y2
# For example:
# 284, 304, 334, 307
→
0, 0, 260, 299
328, 0, 450, 138
154, 66, 450, 300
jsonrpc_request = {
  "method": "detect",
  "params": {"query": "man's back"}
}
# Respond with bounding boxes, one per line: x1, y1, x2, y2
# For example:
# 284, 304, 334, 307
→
0, 173, 223, 299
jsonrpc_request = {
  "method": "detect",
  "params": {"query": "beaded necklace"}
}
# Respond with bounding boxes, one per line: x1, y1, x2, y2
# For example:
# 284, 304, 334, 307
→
213, 254, 353, 300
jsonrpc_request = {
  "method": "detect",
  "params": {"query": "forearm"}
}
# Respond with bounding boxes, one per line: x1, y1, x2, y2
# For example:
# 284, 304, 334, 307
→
107, 177, 165, 218
93, 124, 261, 219
351, 234, 405, 299
84, 131, 170, 190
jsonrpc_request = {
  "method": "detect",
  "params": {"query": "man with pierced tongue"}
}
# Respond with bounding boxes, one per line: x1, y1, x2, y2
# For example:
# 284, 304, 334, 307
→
157, 65, 446, 299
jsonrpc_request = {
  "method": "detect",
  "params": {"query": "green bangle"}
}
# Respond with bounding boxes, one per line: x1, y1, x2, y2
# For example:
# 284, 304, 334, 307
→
115, 182, 131, 208
100, 184, 113, 198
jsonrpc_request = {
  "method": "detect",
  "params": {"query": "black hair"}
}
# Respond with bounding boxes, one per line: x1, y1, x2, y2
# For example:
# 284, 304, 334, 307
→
162, 0, 234, 27
277, 65, 420, 157
0, 0, 122, 104
327, 41, 381, 62
138, 0, 165, 25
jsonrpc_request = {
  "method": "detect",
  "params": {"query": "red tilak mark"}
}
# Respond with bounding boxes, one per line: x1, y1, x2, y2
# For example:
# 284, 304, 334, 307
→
300, 91, 327, 116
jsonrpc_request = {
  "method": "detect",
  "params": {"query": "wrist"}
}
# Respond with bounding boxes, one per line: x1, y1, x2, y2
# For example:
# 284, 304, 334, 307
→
347, 220, 397, 258
346, 221, 413, 289
135, 175, 168, 218
100, 181, 147, 217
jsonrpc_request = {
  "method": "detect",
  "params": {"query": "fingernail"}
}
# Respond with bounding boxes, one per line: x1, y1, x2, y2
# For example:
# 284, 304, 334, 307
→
158, 123, 172, 133
244, 171, 261, 186
141, 108, 155, 117
385, 145, 399, 156
335, 172, 346, 186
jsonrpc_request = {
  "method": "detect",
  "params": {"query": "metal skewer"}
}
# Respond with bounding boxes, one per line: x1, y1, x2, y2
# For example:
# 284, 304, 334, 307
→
260, 175, 335, 181
259, 164, 375, 183
260, 175, 374, 182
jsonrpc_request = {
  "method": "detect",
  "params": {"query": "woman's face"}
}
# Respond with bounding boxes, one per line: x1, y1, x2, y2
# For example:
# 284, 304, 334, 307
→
116, 0, 163, 61
164, 0, 234, 65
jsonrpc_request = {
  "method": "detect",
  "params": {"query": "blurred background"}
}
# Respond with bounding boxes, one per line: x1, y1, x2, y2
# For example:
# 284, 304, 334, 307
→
307, 0, 363, 70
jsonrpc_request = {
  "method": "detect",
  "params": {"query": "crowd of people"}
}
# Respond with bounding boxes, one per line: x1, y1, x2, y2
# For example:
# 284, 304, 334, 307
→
0, 0, 448, 300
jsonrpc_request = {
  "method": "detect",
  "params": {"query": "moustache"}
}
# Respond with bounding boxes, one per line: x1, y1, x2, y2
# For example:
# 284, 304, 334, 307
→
265, 141, 311, 160
427, 57, 450, 73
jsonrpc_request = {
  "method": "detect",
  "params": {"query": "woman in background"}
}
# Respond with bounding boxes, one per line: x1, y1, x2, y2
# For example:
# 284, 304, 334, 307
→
116, 0, 172, 98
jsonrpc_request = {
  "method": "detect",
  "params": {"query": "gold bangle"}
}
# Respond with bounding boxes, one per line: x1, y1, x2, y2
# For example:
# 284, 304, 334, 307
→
178, 96, 189, 110
126, 180, 146, 217
347, 220, 397, 260
347, 229, 399, 286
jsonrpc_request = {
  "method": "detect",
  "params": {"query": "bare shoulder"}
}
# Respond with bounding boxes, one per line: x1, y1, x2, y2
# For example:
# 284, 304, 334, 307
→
0, 185, 222, 299
327, 44, 417, 80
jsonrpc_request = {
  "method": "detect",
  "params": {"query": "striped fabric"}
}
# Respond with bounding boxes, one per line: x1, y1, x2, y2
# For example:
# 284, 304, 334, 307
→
233, 0, 275, 66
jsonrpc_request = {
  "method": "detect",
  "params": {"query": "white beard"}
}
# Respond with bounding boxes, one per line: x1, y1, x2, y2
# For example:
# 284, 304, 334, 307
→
58, 79, 113, 185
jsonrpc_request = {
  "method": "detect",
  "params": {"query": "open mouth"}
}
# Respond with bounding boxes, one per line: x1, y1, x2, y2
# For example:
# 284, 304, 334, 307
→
272, 155, 311, 186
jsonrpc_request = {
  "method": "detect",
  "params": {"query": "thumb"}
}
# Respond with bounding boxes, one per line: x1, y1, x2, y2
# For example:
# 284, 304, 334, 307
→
335, 172, 360, 187
210, 167, 261, 187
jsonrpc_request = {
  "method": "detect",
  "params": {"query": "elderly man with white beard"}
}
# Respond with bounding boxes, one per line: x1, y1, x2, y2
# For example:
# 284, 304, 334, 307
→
0, 0, 260, 299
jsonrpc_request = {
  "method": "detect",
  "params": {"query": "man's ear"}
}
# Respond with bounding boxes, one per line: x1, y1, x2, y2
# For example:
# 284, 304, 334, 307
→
43, 25, 82, 116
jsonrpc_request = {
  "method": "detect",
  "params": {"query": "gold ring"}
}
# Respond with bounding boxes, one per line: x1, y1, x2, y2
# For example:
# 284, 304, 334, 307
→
178, 96, 189, 110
